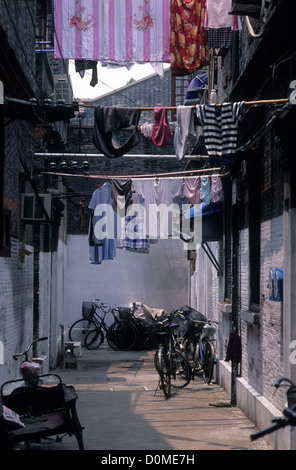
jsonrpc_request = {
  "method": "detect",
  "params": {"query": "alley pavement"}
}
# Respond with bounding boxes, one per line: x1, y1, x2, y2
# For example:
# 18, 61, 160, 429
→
20, 344, 273, 455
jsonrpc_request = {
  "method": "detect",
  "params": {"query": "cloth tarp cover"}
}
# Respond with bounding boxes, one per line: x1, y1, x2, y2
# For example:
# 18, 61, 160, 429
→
126, 302, 168, 325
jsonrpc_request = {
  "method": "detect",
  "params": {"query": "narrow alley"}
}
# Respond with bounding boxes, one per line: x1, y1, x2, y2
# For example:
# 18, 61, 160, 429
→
1, 0, 296, 453
22, 346, 272, 452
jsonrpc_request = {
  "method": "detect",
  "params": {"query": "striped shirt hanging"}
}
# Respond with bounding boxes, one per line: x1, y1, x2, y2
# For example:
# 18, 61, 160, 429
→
196, 102, 245, 166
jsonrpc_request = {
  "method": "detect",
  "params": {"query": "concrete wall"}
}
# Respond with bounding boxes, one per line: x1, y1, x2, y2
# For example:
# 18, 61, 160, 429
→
65, 235, 189, 330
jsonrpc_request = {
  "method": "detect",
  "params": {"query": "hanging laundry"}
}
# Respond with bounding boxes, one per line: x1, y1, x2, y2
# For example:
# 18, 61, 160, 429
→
132, 178, 183, 239
200, 176, 212, 205
88, 183, 117, 264
89, 239, 116, 264
225, 329, 242, 363
196, 102, 245, 166
120, 193, 150, 254
174, 106, 197, 160
79, 197, 85, 231
111, 179, 133, 217
205, 0, 241, 49
140, 123, 154, 139
205, 0, 241, 29
170, 0, 208, 77
93, 106, 141, 158
172, 194, 193, 243
184, 73, 208, 106
54, 0, 170, 64
149, 107, 173, 148
75, 60, 98, 87
211, 175, 223, 203
183, 177, 201, 204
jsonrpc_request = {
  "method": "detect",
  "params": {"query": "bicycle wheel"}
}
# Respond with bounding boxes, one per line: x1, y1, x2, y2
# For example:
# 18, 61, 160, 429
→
170, 351, 191, 388
70, 404, 84, 450
69, 319, 97, 346
106, 321, 138, 350
84, 328, 104, 350
154, 347, 171, 398
202, 341, 215, 384
193, 343, 203, 377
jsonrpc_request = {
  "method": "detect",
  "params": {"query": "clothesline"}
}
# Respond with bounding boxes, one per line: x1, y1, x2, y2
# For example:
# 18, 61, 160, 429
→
39, 167, 228, 180
79, 98, 289, 110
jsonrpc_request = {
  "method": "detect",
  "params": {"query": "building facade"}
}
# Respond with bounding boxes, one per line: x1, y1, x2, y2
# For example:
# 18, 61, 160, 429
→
0, 0, 75, 380
189, 0, 296, 449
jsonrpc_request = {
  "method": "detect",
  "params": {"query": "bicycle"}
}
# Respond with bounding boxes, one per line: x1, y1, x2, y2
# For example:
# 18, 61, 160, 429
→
85, 307, 139, 351
69, 299, 113, 347
152, 310, 192, 398
69, 300, 138, 351
250, 378, 296, 442
193, 321, 217, 384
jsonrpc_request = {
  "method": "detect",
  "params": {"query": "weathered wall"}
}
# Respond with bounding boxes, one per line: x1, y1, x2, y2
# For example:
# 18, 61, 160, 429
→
65, 235, 189, 330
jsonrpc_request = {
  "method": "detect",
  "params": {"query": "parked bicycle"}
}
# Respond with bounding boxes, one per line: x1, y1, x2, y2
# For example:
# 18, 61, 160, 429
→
0, 337, 84, 450
69, 300, 138, 351
193, 321, 217, 384
152, 310, 192, 398
250, 378, 296, 442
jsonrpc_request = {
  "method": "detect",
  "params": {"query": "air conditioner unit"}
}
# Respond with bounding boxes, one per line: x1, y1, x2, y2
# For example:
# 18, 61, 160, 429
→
21, 193, 52, 222
54, 74, 72, 104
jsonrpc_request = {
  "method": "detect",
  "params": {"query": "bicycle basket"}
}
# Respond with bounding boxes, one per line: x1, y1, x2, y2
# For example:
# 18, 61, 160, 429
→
118, 306, 131, 320
203, 324, 216, 339
82, 301, 95, 319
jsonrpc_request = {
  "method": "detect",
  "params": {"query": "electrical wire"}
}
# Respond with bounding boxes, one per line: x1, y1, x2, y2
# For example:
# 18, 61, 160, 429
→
69, 60, 137, 105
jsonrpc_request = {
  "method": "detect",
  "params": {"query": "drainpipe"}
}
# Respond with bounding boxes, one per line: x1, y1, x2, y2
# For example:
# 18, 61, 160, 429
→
229, 30, 240, 407
232, 30, 240, 87
231, 186, 240, 406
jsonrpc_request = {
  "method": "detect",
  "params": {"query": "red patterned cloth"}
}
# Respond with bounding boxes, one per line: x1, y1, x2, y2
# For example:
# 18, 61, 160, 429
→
170, 0, 208, 76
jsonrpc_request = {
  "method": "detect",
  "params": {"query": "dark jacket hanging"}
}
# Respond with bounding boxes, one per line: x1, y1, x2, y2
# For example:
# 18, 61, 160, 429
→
93, 105, 141, 158
225, 330, 242, 363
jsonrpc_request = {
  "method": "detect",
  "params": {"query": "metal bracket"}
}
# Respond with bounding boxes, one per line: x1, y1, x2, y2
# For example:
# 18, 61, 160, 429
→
201, 242, 222, 276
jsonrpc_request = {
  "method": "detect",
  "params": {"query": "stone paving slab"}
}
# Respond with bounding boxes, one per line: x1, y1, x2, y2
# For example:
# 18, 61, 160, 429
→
32, 346, 272, 453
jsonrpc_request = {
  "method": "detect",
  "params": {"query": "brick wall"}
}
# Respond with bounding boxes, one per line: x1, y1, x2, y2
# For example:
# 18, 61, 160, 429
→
0, 239, 34, 381
0, 1, 44, 382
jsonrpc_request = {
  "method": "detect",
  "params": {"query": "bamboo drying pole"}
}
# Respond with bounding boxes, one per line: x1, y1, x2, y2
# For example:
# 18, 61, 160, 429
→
79, 98, 289, 110
38, 166, 226, 180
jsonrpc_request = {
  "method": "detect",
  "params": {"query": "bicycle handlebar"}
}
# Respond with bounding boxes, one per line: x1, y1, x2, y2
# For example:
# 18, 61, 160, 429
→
250, 378, 296, 442
13, 336, 48, 360
250, 418, 288, 441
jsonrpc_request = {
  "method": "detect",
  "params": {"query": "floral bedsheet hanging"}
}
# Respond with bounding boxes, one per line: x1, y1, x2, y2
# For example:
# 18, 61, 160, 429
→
54, 0, 170, 63
170, 0, 208, 76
